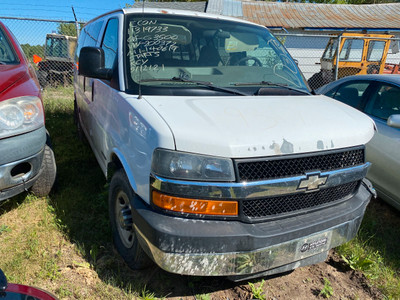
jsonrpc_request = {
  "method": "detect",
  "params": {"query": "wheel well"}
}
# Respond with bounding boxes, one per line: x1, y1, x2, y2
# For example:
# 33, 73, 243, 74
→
107, 154, 123, 182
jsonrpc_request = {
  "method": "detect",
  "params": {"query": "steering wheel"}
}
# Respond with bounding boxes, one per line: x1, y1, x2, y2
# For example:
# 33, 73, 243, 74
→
235, 56, 262, 67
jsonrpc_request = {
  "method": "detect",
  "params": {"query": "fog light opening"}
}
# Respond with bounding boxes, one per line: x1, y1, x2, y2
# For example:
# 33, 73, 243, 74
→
11, 162, 32, 178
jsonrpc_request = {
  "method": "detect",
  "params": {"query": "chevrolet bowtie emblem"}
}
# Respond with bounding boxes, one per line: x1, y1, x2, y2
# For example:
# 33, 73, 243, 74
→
298, 173, 328, 191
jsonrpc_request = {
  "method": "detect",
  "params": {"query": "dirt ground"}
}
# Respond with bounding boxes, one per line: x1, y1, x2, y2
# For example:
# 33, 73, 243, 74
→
53, 243, 382, 300
55, 249, 381, 300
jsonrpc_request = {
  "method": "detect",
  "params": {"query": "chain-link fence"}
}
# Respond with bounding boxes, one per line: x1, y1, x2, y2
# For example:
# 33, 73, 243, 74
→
2, 16, 400, 90
0, 16, 83, 88
275, 32, 400, 90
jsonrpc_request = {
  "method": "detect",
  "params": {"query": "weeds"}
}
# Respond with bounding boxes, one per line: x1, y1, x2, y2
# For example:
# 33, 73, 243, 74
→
195, 293, 211, 300
0, 225, 11, 235
336, 198, 400, 298
140, 285, 157, 300
248, 279, 266, 300
319, 278, 334, 298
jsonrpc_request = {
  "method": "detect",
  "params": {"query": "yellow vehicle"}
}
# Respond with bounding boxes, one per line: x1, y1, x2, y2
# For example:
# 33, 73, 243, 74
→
35, 33, 77, 87
308, 33, 399, 89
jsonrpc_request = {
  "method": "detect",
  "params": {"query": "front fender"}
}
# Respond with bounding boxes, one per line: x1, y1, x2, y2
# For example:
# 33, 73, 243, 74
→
110, 148, 138, 192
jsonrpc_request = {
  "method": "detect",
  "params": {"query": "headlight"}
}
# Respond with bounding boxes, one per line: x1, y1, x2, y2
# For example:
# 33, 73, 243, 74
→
0, 96, 44, 139
151, 149, 235, 181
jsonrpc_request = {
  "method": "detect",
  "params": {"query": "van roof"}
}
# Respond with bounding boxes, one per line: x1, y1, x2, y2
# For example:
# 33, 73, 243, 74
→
84, 8, 261, 28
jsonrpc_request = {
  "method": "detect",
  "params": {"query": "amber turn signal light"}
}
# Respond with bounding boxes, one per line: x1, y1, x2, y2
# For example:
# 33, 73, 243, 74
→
152, 191, 238, 216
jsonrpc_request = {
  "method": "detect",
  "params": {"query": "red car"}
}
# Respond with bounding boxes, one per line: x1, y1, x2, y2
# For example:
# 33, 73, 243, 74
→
0, 21, 56, 200
0, 269, 57, 299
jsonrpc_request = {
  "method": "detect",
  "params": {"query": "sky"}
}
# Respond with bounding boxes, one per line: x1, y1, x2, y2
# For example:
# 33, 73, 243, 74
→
0, 0, 132, 45
0, 0, 131, 22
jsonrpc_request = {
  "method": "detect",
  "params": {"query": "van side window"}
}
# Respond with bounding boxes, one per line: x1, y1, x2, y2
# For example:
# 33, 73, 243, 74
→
75, 28, 87, 62
83, 21, 104, 47
76, 21, 103, 61
101, 18, 119, 69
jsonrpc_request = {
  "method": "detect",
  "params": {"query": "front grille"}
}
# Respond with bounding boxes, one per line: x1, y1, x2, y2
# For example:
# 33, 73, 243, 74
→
242, 181, 359, 219
236, 148, 364, 181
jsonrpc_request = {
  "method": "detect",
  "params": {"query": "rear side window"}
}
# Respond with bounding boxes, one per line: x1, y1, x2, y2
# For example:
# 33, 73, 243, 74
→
333, 81, 370, 109
365, 84, 400, 120
101, 18, 118, 69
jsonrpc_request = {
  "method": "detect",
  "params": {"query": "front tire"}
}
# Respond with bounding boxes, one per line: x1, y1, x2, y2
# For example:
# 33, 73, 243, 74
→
31, 135, 57, 197
109, 169, 151, 270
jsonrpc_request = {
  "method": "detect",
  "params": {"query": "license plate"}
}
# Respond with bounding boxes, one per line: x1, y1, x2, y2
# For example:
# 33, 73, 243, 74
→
295, 230, 332, 260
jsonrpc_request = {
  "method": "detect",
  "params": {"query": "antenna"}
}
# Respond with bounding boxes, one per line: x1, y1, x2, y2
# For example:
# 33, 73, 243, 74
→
71, 6, 80, 39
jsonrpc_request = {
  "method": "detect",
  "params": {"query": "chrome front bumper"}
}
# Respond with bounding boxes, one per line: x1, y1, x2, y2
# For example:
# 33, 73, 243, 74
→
133, 181, 373, 277
136, 217, 360, 276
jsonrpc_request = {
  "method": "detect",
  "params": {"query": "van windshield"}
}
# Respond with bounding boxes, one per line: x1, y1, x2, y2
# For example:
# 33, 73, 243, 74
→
125, 14, 308, 95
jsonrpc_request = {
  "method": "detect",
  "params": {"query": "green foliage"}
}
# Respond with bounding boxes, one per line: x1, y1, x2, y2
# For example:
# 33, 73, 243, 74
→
336, 199, 400, 298
140, 285, 157, 300
248, 279, 266, 300
195, 294, 211, 300
0, 225, 11, 235
90, 244, 99, 265
319, 278, 334, 299
57, 23, 77, 37
20, 43, 45, 62
341, 253, 375, 272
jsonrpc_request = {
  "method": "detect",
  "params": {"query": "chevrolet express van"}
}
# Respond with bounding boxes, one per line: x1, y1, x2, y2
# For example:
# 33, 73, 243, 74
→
74, 8, 376, 280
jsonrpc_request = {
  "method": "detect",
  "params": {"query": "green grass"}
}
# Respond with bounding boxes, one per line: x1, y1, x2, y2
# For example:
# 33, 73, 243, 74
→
336, 199, 400, 298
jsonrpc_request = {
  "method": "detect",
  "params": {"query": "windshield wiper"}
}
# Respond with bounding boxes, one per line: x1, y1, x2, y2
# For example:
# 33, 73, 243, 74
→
140, 77, 249, 96
233, 81, 311, 95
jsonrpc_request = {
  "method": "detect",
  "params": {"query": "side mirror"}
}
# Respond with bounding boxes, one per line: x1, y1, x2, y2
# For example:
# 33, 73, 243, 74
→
387, 114, 400, 129
79, 47, 112, 80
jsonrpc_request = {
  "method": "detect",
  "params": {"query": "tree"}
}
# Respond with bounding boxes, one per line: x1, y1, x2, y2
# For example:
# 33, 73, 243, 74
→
57, 23, 77, 37
21, 44, 45, 62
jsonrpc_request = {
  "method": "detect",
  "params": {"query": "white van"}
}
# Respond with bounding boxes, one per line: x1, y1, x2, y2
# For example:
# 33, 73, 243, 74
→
74, 8, 376, 280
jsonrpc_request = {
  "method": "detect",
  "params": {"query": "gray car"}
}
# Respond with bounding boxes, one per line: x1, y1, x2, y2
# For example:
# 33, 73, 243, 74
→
317, 74, 400, 210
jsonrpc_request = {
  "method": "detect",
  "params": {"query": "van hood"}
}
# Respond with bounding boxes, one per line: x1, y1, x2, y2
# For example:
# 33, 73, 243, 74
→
0, 64, 26, 99
143, 95, 375, 158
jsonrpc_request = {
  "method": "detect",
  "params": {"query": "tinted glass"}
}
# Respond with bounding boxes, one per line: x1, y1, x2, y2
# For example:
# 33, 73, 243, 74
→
333, 81, 370, 109
82, 20, 104, 47
75, 28, 87, 61
0, 27, 17, 64
365, 83, 400, 120
101, 18, 118, 69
